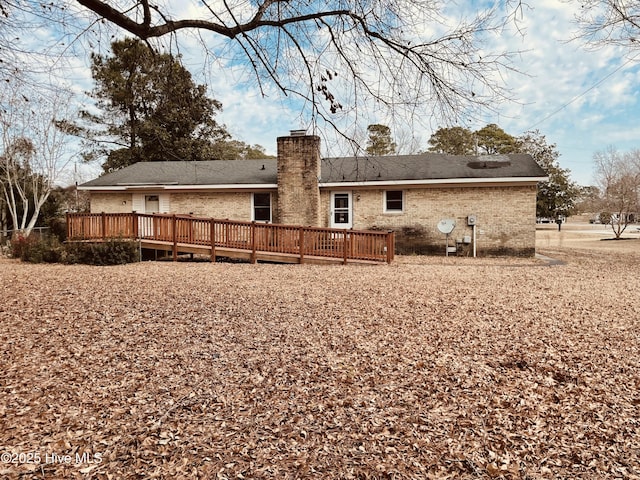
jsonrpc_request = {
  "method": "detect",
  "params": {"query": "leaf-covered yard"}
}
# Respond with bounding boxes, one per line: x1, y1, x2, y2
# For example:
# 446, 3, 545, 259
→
1, 247, 639, 479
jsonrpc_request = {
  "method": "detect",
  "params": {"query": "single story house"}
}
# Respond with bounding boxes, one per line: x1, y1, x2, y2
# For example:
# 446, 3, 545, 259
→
80, 130, 547, 256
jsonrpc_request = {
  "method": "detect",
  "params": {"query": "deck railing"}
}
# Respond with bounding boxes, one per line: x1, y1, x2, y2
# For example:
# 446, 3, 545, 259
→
66, 212, 395, 264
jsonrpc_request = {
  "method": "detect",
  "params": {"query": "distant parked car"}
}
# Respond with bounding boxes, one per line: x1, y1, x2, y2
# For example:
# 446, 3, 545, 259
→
537, 216, 565, 224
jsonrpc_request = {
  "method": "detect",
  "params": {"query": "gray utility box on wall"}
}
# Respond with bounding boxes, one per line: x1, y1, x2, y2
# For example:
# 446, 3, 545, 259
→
467, 215, 477, 226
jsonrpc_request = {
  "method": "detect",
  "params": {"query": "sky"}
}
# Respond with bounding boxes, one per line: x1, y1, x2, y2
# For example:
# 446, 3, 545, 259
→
7, 0, 640, 187
470, 1, 640, 187
182, 0, 640, 187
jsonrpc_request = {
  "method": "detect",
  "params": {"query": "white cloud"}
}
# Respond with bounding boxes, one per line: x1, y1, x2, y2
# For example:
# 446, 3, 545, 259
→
444, 1, 640, 185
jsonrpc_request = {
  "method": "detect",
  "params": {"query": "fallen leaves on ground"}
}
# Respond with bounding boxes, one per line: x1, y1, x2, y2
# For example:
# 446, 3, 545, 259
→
0, 249, 639, 479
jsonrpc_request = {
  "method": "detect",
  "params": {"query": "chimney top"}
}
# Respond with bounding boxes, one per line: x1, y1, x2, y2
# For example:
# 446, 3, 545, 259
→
290, 129, 307, 137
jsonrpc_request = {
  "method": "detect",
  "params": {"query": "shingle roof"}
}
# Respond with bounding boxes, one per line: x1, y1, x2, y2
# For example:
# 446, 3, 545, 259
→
80, 154, 546, 188
321, 154, 546, 183
81, 159, 278, 187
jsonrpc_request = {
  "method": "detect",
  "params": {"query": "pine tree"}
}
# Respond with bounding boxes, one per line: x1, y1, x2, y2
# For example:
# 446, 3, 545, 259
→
81, 38, 230, 172
365, 124, 397, 156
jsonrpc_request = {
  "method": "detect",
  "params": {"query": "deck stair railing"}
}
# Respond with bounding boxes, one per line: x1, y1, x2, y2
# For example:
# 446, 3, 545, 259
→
66, 212, 395, 264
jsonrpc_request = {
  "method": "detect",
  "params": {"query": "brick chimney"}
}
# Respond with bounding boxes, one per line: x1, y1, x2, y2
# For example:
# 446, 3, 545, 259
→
276, 130, 321, 226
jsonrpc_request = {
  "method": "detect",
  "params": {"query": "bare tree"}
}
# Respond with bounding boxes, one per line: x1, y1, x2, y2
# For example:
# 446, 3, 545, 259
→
1, 1, 82, 82
0, 78, 76, 238
69, 0, 519, 133
593, 146, 640, 239
567, 0, 640, 51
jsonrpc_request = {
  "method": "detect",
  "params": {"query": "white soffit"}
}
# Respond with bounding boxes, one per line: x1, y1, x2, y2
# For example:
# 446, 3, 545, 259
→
319, 176, 548, 188
78, 184, 279, 191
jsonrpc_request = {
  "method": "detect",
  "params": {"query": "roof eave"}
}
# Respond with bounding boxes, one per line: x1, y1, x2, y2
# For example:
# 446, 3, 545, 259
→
78, 183, 279, 191
319, 176, 549, 188
79, 176, 548, 191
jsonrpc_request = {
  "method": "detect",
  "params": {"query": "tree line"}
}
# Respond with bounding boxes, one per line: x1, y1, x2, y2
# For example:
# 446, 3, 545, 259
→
366, 122, 640, 238
365, 123, 580, 222
1, 38, 273, 239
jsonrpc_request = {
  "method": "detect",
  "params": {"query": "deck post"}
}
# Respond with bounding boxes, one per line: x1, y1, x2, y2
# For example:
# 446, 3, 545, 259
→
132, 212, 138, 240
101, 212, 107, 240
66, 213, 71, 240
250, 221, 257, 264
210, 219, 216, 262
172, 214, 177, 261
350, 228, 354, 259
386, 230, 394, 264
299, 226, 305, 264
343, 229, 348, 265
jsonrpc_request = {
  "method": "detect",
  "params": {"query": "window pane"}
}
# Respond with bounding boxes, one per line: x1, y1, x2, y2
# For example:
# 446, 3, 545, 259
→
254, 193, 270, 207
334, 194, 349, 209
334, 211, 349, 224
253, 193, 271, 221
255, 207, 271, 221
386, 191, 403, 211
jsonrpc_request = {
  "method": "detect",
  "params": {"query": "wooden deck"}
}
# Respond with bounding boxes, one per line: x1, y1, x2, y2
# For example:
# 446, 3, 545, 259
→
66, 213, 395, 265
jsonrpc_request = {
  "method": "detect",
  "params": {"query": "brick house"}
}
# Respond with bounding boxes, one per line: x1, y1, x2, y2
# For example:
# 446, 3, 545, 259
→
80, 130, 547, 256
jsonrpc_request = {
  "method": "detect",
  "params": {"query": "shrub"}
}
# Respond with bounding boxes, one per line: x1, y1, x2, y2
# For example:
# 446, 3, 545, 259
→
46, 217, 68, 242
61, 242, 96, 265
11, 236, 139, 265
11, 235, 64, 263
599, 211, 612, 225
10, 235, 31, 260
80, 238, 139, 265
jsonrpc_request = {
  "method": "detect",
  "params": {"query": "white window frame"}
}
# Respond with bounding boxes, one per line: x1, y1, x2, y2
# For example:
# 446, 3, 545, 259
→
132, 193, 170, 213
330, 191, 353, 229
252, 192, 272, 223
383, 190, 404, 213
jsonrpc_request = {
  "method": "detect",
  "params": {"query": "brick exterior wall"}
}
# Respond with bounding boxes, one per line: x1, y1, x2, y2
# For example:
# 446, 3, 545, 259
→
276, 134, 321, 226
321, 185, 537, 256
169, 191, 274, 221
91, 191, 279, 222
90, 184, 536, 256
89, 193, 133, 213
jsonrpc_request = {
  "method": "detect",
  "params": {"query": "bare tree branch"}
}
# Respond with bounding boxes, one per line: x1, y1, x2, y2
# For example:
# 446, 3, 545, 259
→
75, 0, 354, 39
69, 0, 520, 131
566, 0, 640, 50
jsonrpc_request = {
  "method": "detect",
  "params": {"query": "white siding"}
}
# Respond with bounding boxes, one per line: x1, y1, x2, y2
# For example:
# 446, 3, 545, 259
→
159, 193, 170, 213
132, 193, 145, 213
130, 193, 169, 213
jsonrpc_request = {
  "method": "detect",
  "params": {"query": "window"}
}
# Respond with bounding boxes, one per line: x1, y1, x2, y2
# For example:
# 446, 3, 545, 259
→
253, 193, 271, 222
384, 190, 404, 212
144, 195, 160, 213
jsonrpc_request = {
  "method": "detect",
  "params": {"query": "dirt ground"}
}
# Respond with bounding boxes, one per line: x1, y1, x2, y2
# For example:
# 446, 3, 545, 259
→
0, 227, 639, 479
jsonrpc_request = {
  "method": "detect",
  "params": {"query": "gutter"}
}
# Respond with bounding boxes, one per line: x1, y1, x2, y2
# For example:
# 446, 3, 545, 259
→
78, 183, 279, 191
319, 176, 549, 188
78, 176, 549, 191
